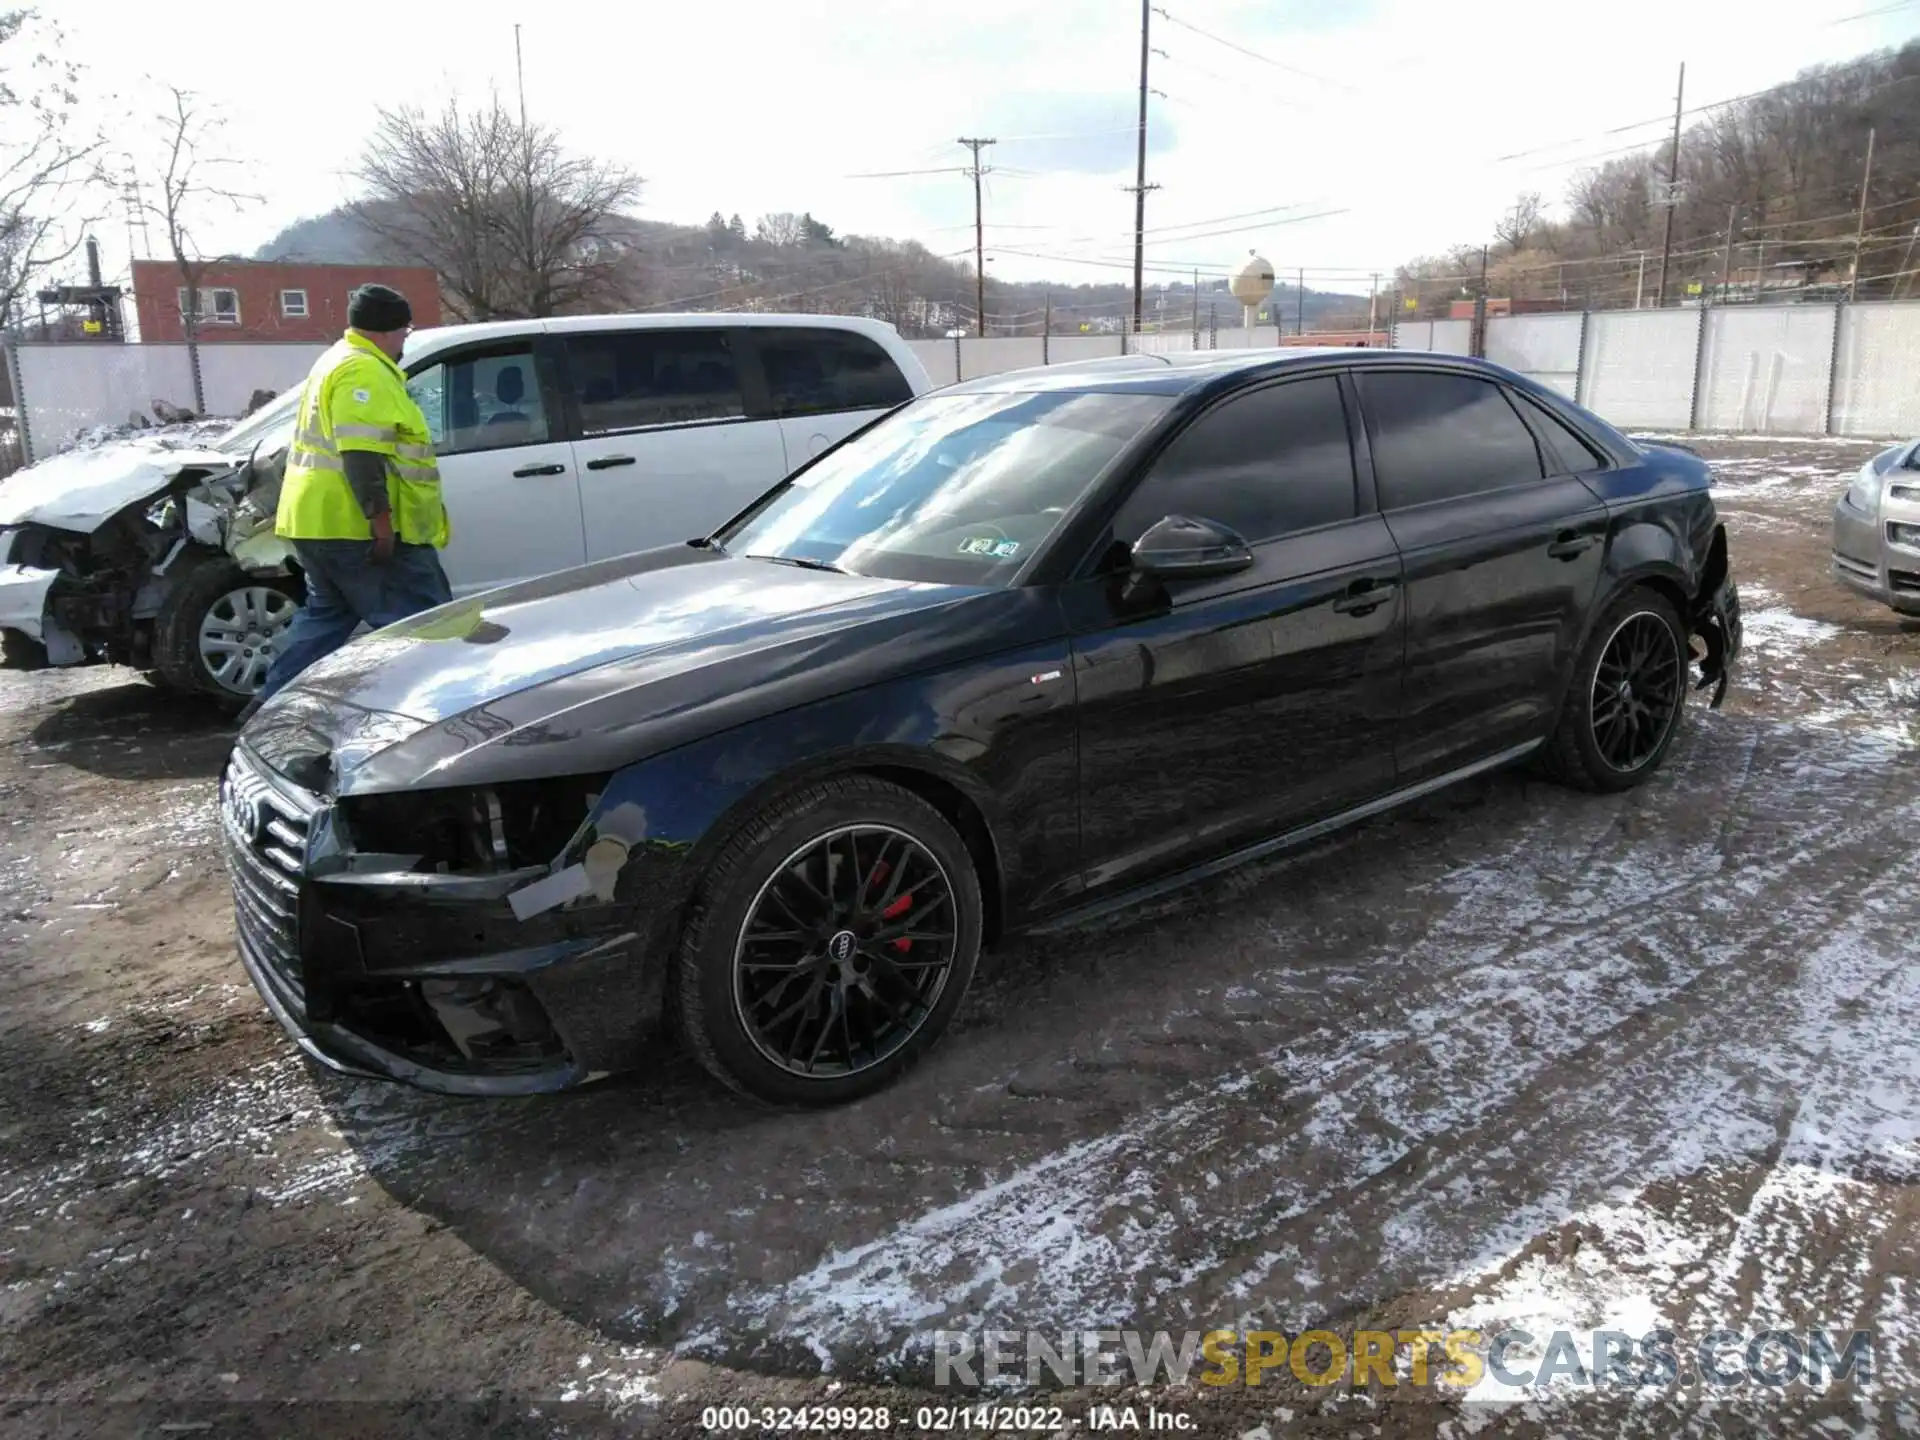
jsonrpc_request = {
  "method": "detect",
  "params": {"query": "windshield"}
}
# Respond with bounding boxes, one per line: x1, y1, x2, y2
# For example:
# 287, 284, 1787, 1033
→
719, 389, 1172, 585
214, 386, 302, 456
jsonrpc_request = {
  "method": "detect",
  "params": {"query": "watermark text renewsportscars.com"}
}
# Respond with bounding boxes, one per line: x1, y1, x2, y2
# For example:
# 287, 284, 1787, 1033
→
933, 1327, 1875, 1391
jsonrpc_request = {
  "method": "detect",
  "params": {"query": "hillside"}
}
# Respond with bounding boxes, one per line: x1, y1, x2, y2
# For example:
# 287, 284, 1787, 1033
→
253, 205, 1360, 337
1399, 39, 1920, 311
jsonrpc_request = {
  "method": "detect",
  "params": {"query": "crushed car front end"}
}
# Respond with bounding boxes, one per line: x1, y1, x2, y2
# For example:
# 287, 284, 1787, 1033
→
221, 736, 688, 1094
0, 401, 298, 691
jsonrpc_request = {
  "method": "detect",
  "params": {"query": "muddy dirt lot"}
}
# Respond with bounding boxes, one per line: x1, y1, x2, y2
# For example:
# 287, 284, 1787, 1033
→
2, 437, 1917, 1439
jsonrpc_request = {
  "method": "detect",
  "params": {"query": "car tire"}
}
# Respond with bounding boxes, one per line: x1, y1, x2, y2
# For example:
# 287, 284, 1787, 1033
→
672, 775, 984, 1106
152, 556, 300, 703
1545, 585, 1689, 793
0, 629, 48, 671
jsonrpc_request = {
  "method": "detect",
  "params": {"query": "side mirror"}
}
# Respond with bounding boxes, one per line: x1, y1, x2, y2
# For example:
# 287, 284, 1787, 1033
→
1129, 514, 1255, 581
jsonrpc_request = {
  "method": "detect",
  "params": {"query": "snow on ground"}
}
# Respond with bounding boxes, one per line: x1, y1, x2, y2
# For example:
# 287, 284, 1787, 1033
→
681, 716, 1920, 1388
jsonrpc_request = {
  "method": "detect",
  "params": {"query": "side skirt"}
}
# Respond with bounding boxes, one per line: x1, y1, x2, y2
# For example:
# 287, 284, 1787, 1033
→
1024, 739, 1543, 936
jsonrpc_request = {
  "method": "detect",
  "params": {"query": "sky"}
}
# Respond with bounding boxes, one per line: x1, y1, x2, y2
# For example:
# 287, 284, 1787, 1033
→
40, 0, 1920, 302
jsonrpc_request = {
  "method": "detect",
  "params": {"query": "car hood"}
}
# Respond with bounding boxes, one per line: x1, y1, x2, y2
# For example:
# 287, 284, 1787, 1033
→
249, 545, 1005, 796
0, 440, 238, 532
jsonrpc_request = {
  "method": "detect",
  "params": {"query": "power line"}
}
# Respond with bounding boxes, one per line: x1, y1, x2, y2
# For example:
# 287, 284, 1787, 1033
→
1492, 50, 1913, 168
1150, 6, 1357, 92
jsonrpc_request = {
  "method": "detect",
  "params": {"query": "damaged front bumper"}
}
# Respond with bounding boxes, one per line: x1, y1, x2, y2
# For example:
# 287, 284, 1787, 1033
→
1687, 524, 1742, 710
221, 745, 680, 1094
1690, 575, 1741, 709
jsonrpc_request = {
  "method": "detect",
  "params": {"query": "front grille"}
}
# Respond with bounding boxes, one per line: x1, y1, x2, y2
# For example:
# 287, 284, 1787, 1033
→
1890, 569, 1920, 596
221, 748, 320, 1018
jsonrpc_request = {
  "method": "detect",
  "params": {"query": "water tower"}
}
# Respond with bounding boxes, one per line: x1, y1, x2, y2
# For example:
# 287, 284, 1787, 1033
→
1230, 252, 1275, 330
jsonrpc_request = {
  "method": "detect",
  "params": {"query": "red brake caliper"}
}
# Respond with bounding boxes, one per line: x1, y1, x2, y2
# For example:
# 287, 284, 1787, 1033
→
869, 861, 913, 952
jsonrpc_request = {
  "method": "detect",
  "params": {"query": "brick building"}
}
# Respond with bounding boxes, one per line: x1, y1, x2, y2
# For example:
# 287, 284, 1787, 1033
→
130, 259, 441, 343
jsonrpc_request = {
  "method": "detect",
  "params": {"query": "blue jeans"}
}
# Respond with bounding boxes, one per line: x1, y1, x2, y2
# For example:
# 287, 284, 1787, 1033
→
260, 539, 453, 699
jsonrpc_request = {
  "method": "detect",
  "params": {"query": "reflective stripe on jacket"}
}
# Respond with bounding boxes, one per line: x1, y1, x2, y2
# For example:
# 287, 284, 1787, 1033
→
274, 331, 450, 548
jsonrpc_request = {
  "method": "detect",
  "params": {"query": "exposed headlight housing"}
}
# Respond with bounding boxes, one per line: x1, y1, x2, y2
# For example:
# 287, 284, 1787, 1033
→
338, 775, 606, 875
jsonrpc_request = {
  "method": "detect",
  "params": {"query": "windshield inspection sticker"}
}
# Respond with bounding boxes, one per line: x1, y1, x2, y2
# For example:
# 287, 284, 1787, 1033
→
959, 537, 1020, 558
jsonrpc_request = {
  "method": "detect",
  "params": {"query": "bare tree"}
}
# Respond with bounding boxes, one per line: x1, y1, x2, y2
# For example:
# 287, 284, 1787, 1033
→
754, 212, 807, 248
1494, 192, 1544, 255
136, 87, 256, 413
0, 9, 106, 331
353, 96, 640, 321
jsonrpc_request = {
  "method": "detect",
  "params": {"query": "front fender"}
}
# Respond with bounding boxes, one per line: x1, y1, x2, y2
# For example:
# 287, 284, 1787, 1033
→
503, 636, 1077, 967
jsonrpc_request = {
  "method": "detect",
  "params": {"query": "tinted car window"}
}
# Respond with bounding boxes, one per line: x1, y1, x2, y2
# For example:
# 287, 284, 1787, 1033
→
1111, 377, 1356, 546
406, 345, 552, 456
755, 328, 914, 417
1513, 390, 1607, 475
564, 330, 746, 435
1359, 371, 1544, 509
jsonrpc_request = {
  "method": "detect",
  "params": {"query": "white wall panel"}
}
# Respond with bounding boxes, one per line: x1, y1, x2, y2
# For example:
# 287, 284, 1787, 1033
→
1831, 301, 1920, 438
194, 344, 327, 419
1485, 313, 1583, 397
1696, 305, 1836, 434
1579, 310, 1700, 431
908, 339, 957, 388
959, 337, 1045, 380
1047, 335, 1126, 364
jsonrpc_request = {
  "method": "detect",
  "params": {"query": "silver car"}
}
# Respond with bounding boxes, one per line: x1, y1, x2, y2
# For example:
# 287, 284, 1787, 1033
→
1833, 438, 1920, 616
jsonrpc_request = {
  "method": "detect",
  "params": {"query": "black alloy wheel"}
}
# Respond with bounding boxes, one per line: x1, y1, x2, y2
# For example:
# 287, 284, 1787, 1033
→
733, 824, 960, 1078
672, 775, 983, 1105
1590, 610, 1684, 773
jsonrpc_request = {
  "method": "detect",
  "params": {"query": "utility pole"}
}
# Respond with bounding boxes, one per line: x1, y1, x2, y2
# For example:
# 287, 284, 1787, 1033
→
1634, 251, 1647, 309
1719, 206, 1737, 304
958, 137, 996, 337
1130, 0, 1152, 336
513, 24, 528, 128
1655, 61, 1685, 308
1473, 244, 1489, 356
1043, 291, 1052, 362
1367, 272, 1379, 339
1296, 266, 1305, 338
1849, 125, 1876, 302
1191, 268, 1199, 346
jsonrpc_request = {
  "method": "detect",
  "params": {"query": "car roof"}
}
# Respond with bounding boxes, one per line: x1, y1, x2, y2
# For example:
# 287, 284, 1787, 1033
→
403, 311, 905, 364
940, 346, 1518, 397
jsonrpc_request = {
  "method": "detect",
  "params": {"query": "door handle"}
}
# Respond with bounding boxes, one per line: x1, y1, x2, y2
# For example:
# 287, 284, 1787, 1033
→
1547, 531, 1600, 560
1331, 578, 1398, 615
512, 462, 566, 478
585, 454, 636, 471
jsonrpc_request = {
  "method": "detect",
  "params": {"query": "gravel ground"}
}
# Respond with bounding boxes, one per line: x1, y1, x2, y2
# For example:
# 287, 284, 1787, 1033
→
1, 436, 1915, 1439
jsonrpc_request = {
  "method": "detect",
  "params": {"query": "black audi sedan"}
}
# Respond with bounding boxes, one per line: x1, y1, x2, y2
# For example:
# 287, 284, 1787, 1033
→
225, 349, 1740, 1105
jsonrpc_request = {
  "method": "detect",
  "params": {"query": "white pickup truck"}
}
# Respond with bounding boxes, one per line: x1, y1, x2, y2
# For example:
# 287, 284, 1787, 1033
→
0, 313, 932, 700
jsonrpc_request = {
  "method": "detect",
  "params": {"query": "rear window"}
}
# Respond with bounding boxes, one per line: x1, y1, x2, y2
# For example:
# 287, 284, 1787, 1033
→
752, 327, 914, 418
1359, 371, 1545, 509
1513, 390, 1607, 475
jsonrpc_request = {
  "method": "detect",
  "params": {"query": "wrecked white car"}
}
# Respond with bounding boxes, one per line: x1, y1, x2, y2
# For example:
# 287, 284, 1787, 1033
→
0, 312, 933, 702
0, 390, 300, 701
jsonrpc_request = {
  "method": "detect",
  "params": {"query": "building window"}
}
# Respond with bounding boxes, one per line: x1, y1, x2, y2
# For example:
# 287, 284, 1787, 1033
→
177, 286, 241, 325
280, 288, 308, 318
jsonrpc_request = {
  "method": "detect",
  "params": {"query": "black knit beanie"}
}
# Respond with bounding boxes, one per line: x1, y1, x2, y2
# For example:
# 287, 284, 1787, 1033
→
348, 284, 412, 333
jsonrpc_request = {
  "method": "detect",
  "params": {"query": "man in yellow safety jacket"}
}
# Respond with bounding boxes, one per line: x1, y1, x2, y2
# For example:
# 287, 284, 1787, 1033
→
246, 284, 452, 716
